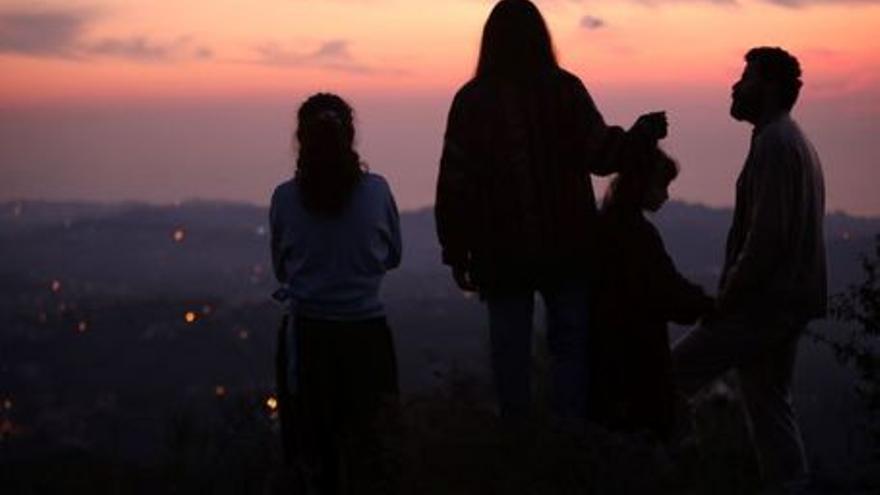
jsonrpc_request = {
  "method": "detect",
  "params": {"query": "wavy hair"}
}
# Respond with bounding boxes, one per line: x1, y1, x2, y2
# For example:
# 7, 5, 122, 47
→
475, 0, 558, 81
294, 93, 364, 216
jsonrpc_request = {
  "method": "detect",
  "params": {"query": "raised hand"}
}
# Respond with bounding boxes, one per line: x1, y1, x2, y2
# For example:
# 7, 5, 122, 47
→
633, 111, 669, 141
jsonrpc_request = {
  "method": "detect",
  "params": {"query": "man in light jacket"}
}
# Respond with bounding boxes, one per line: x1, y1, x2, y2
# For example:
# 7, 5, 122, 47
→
672, 47, 826, 491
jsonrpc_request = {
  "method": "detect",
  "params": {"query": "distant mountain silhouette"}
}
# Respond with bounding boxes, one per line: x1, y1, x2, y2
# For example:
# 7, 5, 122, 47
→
1, 199, 876, 300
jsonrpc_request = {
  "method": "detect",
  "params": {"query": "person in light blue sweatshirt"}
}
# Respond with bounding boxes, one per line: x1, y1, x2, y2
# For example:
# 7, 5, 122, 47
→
269, 92, 401, 494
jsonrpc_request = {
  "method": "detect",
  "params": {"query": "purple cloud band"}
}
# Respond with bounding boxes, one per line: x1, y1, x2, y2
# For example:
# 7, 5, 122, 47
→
0, 8, 212, 62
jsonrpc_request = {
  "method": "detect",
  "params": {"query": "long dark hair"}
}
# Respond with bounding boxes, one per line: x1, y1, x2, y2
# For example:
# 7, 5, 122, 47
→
603, 148, 679, 211
475, 0, 558, 81
294, 93, 364, 216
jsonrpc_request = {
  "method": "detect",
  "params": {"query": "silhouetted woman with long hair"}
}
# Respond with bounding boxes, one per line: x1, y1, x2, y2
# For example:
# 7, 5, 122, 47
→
436, 0, 666, 421
591, 148, 713, 440
270, 93, 401, 494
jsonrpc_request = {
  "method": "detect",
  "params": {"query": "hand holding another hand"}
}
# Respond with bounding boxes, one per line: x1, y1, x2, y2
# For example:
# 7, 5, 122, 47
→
452, 265, 478, 293
700, 296, 719, 325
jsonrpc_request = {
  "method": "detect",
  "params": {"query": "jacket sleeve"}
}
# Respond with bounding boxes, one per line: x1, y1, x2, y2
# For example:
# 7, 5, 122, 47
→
718, 133, 795, 311
435, 91, 477, 268
572, 79, 652, 177
645, 225, 714, 324
382, 180, 403, 270
269, 186, 288, 284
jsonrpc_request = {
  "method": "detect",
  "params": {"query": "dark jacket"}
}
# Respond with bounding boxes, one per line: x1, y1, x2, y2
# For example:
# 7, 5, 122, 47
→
591, 207, 713, 438
719, 114, 827, 319
435, 69, 649, 292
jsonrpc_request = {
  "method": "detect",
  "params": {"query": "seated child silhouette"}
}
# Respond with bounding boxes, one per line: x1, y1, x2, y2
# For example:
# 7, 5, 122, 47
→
591, 148, 714, 441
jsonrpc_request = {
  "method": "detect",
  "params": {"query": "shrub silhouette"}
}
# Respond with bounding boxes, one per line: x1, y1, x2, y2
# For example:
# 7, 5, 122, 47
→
816, 234, 880, 458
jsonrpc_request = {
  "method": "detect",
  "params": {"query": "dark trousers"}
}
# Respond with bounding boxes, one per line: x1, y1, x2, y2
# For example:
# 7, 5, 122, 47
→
276, 315, 398, 494
485, 283, 591, 420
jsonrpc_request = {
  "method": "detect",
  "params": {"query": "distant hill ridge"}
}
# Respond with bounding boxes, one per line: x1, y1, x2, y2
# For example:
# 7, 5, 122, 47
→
1, 199, 877, 301
3, 198, 878, 229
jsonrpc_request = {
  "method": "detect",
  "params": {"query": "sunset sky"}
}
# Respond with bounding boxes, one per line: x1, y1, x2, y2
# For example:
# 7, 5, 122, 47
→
2, 0, 879, 215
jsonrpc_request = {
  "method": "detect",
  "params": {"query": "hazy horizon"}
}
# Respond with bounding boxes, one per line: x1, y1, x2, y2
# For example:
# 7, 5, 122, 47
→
2, 0, 879, 215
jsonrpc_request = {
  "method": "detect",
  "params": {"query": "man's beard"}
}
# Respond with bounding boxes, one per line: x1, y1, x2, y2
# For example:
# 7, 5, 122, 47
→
730, 93, 759, 122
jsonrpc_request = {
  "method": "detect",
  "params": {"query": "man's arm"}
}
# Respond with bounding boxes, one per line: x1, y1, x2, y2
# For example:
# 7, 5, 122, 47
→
718, 133, 795, 312
383, 179, 403, 270
269, 186, 288, 283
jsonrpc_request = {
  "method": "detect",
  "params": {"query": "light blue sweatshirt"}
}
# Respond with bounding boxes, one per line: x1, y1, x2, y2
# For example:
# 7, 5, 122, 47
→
269, 173, 402, 320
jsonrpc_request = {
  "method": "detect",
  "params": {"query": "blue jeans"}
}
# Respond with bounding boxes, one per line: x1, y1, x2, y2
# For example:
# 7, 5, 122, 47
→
486, 284, 590, 419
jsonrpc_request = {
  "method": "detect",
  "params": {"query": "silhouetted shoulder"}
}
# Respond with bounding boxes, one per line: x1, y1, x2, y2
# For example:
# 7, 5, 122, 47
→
270, 179, 297, 212
557, 69, 587, 90
453, 69, 591, 112
639, 215, 666, 247
451, 79, 492, 110
272, 179, 295, 198
755, 116, 802, 152
455, 78, 480, 96
359, 172, 392, 197
753, 116, 812, 176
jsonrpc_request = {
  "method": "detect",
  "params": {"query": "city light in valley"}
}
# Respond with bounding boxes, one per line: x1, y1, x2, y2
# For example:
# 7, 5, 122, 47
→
184, 311, 199, 324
